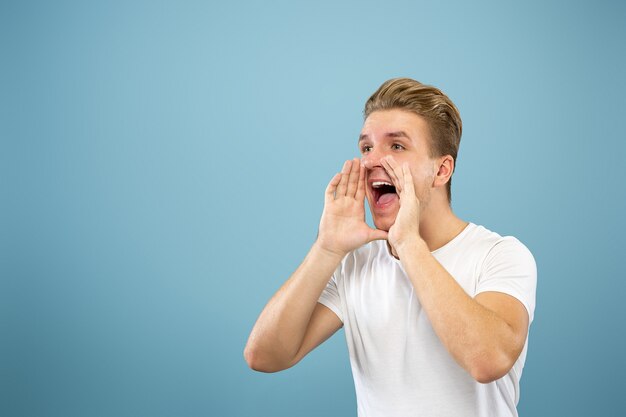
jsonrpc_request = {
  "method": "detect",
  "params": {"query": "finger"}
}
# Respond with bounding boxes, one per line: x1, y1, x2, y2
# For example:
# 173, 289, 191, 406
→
386, 241, 399, 260
325, 172, 342, 203
346, 158, 360, 198
381, 156, 400, 185
381, 157, 402, 193
355, 163, 366, 201
335, 160, 351, 197
367, 228, 388, 242
401, 163, 416, 195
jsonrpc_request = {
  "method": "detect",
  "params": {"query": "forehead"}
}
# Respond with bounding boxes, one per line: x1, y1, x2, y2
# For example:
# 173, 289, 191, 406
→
360, 109, 431, 142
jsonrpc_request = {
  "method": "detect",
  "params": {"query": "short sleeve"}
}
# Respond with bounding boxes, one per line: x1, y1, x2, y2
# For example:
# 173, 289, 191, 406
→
318, 271, 344, 323
476, 237, 537, 323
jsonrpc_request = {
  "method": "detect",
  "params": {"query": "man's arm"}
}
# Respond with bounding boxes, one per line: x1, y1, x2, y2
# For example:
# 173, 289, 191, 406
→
244, 244, 344, 372
244, 159, 387, 372
382, 157, 530, 383
398, 245, 529, 383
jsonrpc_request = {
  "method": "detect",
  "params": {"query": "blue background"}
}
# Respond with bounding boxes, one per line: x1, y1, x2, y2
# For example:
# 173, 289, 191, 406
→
2, 1, 625, 416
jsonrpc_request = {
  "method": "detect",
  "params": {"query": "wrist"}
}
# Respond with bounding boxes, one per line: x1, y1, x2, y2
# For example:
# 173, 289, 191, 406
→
395, 236, 429, 258
312, 240, 348, 263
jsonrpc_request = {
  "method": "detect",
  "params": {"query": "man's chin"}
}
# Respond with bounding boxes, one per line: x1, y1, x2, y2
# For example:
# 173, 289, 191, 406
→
373, 217, 396, 233
369, 203, 398, 232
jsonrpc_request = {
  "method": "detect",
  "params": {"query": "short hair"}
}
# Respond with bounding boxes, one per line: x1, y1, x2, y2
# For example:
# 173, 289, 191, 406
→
364, 78, 463, 204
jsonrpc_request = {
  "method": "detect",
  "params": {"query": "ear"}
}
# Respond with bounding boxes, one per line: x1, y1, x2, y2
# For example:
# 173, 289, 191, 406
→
433, 155, 454, 188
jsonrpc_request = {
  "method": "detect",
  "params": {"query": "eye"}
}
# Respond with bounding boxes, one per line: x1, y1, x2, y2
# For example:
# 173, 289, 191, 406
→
361, 145, 372, 153
391, 143, 405, 150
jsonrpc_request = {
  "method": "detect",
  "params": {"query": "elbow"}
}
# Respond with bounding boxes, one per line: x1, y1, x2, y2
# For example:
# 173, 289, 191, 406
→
243, 343, 291, 373
243, 344, 274, 372
468, 351, 514, 384
470, 367, 504, 384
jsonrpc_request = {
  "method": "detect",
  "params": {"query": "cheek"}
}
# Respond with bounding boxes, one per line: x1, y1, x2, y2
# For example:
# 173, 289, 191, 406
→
410, 170, 436, 201
412, 163, 436, 185
416, 161, 436, 177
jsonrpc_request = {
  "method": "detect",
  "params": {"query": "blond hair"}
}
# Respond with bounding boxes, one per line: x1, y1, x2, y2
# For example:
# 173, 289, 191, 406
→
364, 78, 462, 204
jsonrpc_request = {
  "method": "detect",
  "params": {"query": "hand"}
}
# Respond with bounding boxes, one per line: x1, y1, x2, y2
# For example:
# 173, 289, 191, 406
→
381, 156, 423, 258
316, 158, 388, 257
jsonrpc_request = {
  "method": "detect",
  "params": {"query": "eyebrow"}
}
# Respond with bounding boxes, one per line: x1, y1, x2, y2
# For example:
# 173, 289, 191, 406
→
358, 131, 411, 143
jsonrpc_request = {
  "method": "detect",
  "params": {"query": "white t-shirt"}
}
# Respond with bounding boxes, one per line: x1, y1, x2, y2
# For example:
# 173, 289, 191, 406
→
318, 223, 537, 417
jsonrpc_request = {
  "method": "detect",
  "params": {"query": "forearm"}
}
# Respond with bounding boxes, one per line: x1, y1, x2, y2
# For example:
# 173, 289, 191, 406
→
244, 242, 344, 370
398, 240, 518, 382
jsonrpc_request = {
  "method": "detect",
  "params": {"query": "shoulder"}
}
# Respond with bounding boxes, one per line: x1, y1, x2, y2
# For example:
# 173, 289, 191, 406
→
462, 224, 535, 264
452, 223, 537, 286
471, 225, 538, 320
477, 225, 535, 269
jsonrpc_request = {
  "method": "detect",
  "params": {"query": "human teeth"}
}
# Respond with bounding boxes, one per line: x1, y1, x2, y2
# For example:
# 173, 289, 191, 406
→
372, 181, 393, 188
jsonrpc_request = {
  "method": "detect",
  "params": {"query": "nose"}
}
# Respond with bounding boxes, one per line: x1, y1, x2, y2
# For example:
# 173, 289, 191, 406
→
361, 147, 387, 170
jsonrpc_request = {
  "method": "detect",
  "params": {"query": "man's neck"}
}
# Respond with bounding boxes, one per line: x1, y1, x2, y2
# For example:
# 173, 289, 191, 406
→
419, 204, 468, 253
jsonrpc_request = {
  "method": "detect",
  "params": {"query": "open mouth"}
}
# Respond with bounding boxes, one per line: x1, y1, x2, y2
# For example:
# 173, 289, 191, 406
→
371, 181, 398, 206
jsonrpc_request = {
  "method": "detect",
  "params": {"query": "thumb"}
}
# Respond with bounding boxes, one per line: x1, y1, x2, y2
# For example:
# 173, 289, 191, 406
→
367, 228, 389, 242
386, 241, 400, 260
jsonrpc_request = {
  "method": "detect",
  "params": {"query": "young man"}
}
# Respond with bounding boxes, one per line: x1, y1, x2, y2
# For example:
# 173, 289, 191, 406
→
244, 78, 537, 417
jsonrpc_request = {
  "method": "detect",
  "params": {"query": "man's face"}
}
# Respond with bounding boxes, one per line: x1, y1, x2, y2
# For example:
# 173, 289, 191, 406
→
359, 109, 438, 231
